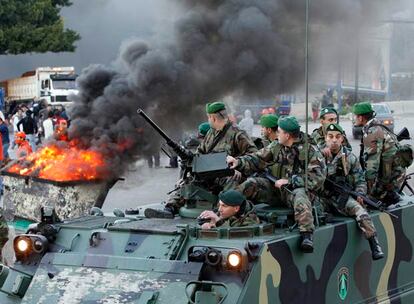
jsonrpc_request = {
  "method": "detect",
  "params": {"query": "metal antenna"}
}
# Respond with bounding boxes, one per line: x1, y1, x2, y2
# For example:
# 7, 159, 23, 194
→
304, 0, 310, 191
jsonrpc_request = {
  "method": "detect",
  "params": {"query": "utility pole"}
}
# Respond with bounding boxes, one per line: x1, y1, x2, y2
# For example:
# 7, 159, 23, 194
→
354, 31, 359, 104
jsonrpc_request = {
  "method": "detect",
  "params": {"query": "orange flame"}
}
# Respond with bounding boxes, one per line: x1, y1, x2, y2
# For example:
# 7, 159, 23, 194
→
7, 143, 108, 182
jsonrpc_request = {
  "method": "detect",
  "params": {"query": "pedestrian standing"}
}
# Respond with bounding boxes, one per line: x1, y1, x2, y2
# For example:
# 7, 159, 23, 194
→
17, 109, 38, 151
42, 111, 54, 140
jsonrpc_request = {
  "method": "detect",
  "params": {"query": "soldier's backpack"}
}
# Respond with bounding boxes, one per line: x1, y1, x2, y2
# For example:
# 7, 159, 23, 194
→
397, 143, 414, 168
371, 123, 414, 168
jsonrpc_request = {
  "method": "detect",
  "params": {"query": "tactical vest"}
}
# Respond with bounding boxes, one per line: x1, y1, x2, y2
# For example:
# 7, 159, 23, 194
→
269, 141, 308, 180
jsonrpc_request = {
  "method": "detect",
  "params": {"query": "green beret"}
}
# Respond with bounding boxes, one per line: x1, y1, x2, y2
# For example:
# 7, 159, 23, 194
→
260, 114, 279, 128
206, 102, 226, 114
198, 122, 211, 136
353, 102, 373, 115
319, 107, 338, 118
326, 123, 344, 134
218, 190, 246, 206
278, 116, 300, 133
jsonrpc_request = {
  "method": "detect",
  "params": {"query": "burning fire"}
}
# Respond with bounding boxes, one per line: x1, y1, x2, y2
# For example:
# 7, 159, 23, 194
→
7, 143, 108, 182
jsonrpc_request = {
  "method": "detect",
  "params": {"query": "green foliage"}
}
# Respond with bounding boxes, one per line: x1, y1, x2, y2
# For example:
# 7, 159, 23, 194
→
0, 0, 80, 55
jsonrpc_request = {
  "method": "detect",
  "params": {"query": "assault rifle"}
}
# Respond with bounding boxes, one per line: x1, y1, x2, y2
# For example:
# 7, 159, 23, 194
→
325, 178, 398, 219
261, 169, 293, 195
396, 127, 410, 142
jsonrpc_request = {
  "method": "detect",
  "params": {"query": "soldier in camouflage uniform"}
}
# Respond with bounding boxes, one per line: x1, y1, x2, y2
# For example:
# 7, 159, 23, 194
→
198, 190, 260, 229
256, 114, 279, 148
227, 116, 326, 253
183, 122, 211, 153
353, 102, 406, 205
320, 123, 384, 260
145, 102, 257, 218
311, 107, 351, 155
0, 208, 8, 261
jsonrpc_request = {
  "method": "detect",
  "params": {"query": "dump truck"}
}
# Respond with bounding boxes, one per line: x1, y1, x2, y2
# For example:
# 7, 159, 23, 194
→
0, 67, 78, 108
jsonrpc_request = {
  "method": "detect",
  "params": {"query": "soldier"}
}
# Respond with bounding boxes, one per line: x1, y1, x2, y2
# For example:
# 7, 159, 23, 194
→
145, 101, 257, 218
227, 116, 326, 253
353, 102, 405, 204
320, 123, 384, 260
259, 114, 279, 147
184, 122, 211, 152
198, 190, 260, 229
311, 107, 351, 156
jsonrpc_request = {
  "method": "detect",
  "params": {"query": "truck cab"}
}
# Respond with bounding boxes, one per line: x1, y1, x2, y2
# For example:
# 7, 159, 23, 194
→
38, 67, 78, 105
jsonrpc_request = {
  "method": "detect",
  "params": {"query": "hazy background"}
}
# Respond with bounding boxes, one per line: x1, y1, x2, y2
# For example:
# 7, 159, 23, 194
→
0, 0, 180, 79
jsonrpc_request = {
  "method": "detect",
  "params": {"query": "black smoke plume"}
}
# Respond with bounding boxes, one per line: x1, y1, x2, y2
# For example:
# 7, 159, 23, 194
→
68, 0, 393, 177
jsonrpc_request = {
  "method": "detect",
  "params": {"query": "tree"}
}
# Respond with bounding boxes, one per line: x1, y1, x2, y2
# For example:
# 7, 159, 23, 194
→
0, 0, 80, 55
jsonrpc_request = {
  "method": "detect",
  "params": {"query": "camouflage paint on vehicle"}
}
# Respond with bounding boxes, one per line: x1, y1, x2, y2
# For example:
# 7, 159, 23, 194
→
0, 196, 413, 303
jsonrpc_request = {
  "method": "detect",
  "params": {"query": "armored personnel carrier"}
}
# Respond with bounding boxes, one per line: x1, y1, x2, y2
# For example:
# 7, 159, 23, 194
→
0, 174, 413, 303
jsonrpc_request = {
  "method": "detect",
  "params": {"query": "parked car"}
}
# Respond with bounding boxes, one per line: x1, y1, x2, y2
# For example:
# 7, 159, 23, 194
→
352, 103, 394, 139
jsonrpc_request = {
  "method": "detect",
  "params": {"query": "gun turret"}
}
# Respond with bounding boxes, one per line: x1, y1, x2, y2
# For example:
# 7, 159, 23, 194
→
137, 109, 193, 161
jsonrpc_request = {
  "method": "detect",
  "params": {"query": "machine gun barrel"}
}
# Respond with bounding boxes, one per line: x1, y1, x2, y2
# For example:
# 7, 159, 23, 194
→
137, 109, 193, 161
325, 178, 398, 219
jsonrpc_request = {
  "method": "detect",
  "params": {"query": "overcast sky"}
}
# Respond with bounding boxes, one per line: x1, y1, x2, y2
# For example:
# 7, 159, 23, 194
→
0, 0, 179, 79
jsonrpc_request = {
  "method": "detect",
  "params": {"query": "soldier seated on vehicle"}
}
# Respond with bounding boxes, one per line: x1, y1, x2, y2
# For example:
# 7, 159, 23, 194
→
320, 124, 384, 260
144, 101, 257, 219
311, 107, 351, 156
227, 116, 327, 253
198, 190, 260, 229
184, 122, 211, 152
353, 102, 405, 205
259, 114, 279, 148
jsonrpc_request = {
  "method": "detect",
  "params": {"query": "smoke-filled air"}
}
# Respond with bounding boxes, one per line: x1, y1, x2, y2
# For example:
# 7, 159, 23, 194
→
66, 0, 393, 178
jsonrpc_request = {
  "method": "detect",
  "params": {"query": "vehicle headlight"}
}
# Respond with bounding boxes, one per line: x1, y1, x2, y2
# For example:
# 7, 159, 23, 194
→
188, 246, 249, 272
227, 251, 242, 269
205, 249, 222, 267
15, 237, 31, 254
13, 235, 48, 262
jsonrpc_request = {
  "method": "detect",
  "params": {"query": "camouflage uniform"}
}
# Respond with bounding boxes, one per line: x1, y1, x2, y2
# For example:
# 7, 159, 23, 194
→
166, 122, 257, 213
197, 122, 257, 156
216, 201, 260, 228
251, 137, 271, 150
311, 126, 352, 150
320, 146, 376, 239
0, 208, 8, 260
236, 133, 326, 233
362, 118, 406, 200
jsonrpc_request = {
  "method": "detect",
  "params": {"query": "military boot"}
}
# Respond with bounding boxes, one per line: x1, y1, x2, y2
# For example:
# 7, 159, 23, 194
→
144, 207, 175, 219
300, 232, 314, 253
368, 235, 385, 260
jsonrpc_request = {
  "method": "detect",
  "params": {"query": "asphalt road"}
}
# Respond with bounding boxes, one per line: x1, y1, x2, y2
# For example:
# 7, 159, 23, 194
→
102, 114, 414, 214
